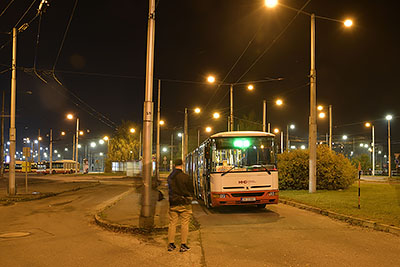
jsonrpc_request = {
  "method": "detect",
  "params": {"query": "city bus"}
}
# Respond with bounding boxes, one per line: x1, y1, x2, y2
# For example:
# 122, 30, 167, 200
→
37, 160, 80, 174
186, 131, 279, 208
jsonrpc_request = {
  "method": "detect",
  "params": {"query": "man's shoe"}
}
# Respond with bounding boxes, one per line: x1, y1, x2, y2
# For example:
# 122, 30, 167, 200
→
167, 243, 176, 251
180, 244, 190, 252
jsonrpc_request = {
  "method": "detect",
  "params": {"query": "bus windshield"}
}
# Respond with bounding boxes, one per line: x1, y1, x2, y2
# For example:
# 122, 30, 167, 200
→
211, 136, 276, 173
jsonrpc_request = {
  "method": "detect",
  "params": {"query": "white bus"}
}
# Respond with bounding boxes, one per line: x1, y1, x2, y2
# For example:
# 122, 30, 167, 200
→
186, 131, 279, 208
37, 160, 80, 174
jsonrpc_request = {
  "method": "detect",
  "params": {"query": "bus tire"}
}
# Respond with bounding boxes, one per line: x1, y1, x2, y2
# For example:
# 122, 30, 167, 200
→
52, 170, 56, 175
256, 204, 267, 208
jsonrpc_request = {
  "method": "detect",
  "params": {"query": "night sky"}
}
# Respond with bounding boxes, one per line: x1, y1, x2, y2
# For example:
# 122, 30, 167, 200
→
0, 0, 399, 156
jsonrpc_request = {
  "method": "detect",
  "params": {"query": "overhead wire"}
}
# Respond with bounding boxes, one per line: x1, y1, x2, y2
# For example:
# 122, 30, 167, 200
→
0, 0, 15, 18
14, 0, 38, 28
33, 11, 48, 84
51, 0, 78, 86
203, 20, 267, 111
235, 0, 312, 84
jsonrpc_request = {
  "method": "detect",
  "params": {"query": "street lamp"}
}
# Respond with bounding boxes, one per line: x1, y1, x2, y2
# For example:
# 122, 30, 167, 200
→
266, 0, 352, 193
386, 115, 393, 177
262, 99, 283, 132
205, 127, 212, 133
317, 105, 333, 150
286, 124, 295, 152
365, 122, 375, 175
67, 113, 79, 174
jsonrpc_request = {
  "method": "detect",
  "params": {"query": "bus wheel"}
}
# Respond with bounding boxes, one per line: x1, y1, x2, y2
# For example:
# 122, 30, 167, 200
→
52, 170, 56, 175
256, 204, 266, 208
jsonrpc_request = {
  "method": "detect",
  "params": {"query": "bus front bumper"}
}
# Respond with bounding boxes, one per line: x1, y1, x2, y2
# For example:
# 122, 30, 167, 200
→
211, 190, 279, 207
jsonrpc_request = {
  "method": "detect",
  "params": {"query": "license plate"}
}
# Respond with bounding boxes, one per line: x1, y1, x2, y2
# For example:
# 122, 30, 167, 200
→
241, 197, 256, 202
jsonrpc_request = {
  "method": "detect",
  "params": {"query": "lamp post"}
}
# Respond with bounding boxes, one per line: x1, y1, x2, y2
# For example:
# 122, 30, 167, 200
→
266, 1, 352, 193
263, 99, 283, 133
67, 114, 80, 174
386, 115, 392, 177
365, 122, 375, 176
318, 104, 333, 149
286, 124, 295, 152
182, 107, 201, 167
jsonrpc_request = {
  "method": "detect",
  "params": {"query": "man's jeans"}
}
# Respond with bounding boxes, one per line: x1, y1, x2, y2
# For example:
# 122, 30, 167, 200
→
168, 204, 192, 244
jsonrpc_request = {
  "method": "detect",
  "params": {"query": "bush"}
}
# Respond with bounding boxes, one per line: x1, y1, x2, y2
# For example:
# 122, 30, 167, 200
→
277, 145, 357, 190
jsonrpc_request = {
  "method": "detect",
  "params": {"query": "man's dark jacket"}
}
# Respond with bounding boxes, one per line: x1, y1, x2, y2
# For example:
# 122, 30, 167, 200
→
168, 168, 194, 206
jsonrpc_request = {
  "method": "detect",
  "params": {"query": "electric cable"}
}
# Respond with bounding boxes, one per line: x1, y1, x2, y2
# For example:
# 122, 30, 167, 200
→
235, 0, 312, 84
14, 0, 38, 28
51, 0, 79, 86
0, 0, 15, 18
33, 12, 48, 84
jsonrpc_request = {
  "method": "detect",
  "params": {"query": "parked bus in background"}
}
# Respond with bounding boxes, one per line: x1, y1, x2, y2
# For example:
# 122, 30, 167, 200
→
4, 160, 33, 172
186, 131, 279, 208
37, 160, 79, 174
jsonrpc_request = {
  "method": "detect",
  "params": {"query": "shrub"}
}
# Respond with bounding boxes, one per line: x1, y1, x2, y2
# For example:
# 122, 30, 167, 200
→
277, 145, 357, 190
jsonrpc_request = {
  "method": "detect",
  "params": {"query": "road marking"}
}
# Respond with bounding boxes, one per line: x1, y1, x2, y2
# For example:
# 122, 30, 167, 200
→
0, 231, 31, 238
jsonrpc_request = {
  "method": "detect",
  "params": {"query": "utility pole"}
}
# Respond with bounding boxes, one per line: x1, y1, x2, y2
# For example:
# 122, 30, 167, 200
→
372, 125, 375, 176
156, 79, 161, 181
75, 118, 79, 174
182, 108, 188, 167
230, 84, 234, 131
141, 0, 156, 226
329, 105, 332, 150
286, 125, 289, 152
9, 27, 17, 195
308, 14, 317, 193
0, 91, 5, 178
388, 119, 391, 178
170, 133, 173, 170
72, 134, 75, 161
38, 129, 41, 162
49, 129, 53, 174
263, 100, 267, 132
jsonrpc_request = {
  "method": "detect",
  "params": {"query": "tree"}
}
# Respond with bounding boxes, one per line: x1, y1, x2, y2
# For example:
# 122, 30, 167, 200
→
107, 121, 141, 163
351, 154, 372, 173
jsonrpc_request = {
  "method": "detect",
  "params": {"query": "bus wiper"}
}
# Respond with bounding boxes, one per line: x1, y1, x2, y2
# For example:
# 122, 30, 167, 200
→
221, 166, 236, 176
247, 164, 271, 175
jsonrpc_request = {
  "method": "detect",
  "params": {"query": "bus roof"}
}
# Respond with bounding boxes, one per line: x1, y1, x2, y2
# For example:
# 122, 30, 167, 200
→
210, 131, 275, 138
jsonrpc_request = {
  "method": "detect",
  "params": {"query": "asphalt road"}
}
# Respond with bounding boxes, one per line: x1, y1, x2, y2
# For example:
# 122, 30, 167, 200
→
0, 183, 201, 267
1, 177, 400, 267
193, 203, 400, 267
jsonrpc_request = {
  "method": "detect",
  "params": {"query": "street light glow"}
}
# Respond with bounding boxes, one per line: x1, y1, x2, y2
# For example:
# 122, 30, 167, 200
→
319, 112, 326, 119
90, 142, 96, 148
178, 133, 182, 137
265, 0, 278, 8
276, 99, 283, 106
247, 84, 254, 91
66, 114, 73, 120
61, 131, 66, 136
273, 128, 279, 134
386, 115, 393, 121
213, 112, 220, 119
130, 128, 136, 133
159, 120, 165, 125
79, 130, 84, 135
207, 75, 215, 83
290, 124, 295, 129
162, 147, 168, 152
205, 127, 212, 133
317, 105, 323, 111
342, 135, 348, 140
194, 107, 201, 113
344, 19, 353, 27
99, 139, 105, 145
103, 136, 109, 141
365, 122, 371, 128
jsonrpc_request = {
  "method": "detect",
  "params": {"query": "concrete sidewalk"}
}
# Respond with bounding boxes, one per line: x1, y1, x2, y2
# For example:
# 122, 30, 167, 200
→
94, 175, 171, 232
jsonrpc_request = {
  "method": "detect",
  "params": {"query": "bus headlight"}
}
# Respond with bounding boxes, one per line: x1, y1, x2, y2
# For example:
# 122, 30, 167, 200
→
212, 194, 226, 198
268, 192, 275, 196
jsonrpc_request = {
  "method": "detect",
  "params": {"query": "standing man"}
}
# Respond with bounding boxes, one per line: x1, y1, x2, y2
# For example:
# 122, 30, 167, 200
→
167, 158, 194, 252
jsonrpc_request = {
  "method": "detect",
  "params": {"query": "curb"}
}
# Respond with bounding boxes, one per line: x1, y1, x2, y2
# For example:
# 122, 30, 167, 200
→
93, 188, 168, 234
279, 198, 400, 236
0, 182, 100, 205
